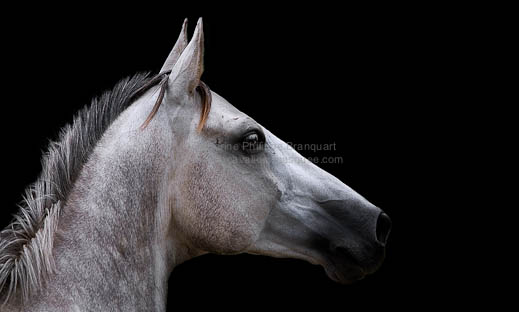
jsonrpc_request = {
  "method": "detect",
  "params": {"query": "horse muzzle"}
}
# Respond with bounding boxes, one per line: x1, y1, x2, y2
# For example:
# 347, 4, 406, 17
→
324, 211, 392, 284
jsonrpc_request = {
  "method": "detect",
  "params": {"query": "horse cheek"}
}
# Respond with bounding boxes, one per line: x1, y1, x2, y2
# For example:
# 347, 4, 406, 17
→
179, 160, 254, 254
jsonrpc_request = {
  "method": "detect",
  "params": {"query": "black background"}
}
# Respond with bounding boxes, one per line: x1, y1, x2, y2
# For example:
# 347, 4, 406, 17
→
0, 3, 474, 310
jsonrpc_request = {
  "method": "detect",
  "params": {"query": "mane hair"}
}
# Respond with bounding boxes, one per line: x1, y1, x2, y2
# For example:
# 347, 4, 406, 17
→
0, 72, 159, 305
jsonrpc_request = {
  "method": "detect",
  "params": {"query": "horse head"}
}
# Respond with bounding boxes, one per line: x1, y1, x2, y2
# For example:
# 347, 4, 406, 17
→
154, 18, 391, 284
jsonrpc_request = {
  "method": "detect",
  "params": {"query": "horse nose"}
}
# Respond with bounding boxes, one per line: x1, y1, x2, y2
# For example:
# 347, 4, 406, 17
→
375, 212, 392, 246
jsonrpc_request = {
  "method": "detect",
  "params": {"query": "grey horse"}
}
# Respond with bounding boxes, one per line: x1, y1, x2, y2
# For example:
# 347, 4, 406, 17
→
0, 18, 391, 311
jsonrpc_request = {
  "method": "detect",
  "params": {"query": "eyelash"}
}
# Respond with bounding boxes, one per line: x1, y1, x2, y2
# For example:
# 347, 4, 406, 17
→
241, 130, 265, 154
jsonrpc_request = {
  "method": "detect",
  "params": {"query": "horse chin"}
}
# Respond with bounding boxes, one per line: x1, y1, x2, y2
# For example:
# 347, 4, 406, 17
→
322, 249, 369, 284
319, 242, 387, 284
324, 263, 366, 285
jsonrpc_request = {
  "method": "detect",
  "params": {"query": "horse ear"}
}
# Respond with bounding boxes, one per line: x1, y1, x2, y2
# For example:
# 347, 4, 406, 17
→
160, 18, 189, 73
167, 17, 204, 95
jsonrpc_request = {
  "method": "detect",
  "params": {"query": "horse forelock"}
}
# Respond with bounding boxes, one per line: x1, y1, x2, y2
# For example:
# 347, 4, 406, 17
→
139, 69, 212, 131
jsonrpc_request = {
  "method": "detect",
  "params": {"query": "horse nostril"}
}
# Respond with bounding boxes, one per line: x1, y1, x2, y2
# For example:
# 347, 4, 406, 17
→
376, 212, 392, 246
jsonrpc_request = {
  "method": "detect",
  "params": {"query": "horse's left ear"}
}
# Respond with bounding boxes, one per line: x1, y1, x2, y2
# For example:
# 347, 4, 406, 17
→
167, 17, 204, 95
160, 18, 189, 74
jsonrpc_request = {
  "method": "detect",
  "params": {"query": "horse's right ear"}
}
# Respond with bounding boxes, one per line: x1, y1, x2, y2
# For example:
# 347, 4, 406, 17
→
167, 17, 204, 97
160, 18, 189, 74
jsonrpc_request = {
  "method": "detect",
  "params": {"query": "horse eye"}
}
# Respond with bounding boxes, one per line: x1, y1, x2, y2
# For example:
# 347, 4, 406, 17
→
241, 131, 264, 153
245, 133, 258, 143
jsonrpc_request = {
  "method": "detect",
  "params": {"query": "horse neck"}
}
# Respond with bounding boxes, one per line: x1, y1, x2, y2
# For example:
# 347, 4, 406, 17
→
31, 102, 177, 311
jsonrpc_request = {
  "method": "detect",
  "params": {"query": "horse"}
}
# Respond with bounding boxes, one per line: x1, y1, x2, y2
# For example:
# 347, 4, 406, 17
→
0, 18, 391, 311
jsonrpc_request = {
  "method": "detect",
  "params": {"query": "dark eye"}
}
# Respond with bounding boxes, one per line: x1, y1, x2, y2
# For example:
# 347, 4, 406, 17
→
241, 131, 265, 154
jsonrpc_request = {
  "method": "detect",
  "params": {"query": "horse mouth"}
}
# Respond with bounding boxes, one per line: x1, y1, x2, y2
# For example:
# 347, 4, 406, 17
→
323, 248, 370, 284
